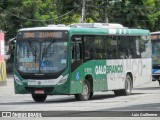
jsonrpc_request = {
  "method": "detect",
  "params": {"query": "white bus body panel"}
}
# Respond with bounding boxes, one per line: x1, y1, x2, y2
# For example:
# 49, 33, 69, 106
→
107, 58, 152, 90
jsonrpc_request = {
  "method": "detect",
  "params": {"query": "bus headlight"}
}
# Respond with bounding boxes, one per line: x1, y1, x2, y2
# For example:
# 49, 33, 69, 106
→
57, 74, 69, 85
14, 74, 23, 85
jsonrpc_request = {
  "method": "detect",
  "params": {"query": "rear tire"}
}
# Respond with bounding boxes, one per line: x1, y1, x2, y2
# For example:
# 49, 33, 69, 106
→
114, 90, 122, 96
32, 94, 47, 102
75, 81, 91, 101
114, 74, 132, 96
121, 74, 132, 95
89, 92, 94, 99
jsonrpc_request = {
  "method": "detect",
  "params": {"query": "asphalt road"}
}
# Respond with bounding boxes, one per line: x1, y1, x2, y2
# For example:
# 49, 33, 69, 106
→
0, 75, 160, 120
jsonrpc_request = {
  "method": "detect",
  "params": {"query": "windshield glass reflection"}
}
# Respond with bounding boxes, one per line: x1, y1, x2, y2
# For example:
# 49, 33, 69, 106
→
16, 40, 67, 74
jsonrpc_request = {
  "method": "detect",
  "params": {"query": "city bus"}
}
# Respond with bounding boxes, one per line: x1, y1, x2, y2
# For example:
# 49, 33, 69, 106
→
151, 31, 160, 85
14, 23, 152, 102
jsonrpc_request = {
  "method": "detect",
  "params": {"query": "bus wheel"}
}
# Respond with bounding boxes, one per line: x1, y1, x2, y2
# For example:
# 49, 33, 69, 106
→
31, 94, 47, 102
122, 74, 132, 95
114, 74, 132, 96
114, 90, 121, 96
158, 80, 160, 86
89, 92, 94, 99
75, 80, 91, 101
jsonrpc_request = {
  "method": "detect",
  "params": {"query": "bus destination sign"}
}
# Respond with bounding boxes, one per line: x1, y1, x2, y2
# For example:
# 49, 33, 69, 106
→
151, 34, 160, 40
18, 31, 67, 39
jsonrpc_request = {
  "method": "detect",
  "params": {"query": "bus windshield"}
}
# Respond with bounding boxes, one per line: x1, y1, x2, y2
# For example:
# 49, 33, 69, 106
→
16, 40, 67, 74
152, 40, 160, 65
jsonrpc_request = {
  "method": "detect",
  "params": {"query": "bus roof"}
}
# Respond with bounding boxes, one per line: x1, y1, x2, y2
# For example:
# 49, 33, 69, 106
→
70, 23, 126, 28
19, 24, 70, 31
69, 28, 150, 36
18, 23, 150, 36
69, 23, 150, 35
151, 31, 160, 35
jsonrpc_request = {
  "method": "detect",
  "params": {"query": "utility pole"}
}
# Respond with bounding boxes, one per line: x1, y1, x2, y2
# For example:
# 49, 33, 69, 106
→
105, 0, 109, 23
81, 0, 85, 23
105, 0, 121, 23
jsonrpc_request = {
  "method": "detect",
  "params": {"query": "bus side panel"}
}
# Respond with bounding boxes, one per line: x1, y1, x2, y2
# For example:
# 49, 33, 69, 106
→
107, 59, 125, 90
133, 58, 152, 87
70, 63, 84, 94
70, 60, 108, 94
94, 60, 108, 91
106, 58, 152, 90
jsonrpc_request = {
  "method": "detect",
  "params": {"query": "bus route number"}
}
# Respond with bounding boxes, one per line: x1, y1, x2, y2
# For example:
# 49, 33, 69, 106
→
23, 32, 34, 38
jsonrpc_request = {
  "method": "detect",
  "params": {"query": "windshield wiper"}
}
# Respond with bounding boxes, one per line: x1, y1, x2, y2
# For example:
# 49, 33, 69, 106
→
27, 40, 36, 56
27, 40, 37, 65
41, 41, 55, 60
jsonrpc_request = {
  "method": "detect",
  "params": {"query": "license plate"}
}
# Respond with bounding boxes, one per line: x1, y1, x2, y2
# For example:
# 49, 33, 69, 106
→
35, 90, 44, 94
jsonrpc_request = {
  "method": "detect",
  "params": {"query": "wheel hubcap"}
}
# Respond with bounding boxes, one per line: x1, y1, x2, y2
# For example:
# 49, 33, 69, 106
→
82, 83, 89, 99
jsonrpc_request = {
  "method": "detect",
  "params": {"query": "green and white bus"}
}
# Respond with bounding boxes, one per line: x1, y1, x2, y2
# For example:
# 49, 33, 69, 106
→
14, 23, 152, 102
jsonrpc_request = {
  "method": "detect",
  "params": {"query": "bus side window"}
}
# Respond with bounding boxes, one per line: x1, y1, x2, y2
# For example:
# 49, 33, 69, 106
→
71, 43, 75, 63
76, 43, 81, 60
71, 37, 82, 63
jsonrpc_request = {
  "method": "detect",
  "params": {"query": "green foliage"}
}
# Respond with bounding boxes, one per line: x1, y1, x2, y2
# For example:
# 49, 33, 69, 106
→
0, 0, 160, 41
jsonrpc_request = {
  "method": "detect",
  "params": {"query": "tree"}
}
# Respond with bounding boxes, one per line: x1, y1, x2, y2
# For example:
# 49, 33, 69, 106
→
108, 0, 160, 31
55, 0, 81, 24
1, 0, 160, 42
0, 0, 59, 40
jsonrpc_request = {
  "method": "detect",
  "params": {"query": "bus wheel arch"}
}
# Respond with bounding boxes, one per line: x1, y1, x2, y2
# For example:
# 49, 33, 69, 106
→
127, 72, 133, 88
114, 73, 133, 96
85, 75, 93, 99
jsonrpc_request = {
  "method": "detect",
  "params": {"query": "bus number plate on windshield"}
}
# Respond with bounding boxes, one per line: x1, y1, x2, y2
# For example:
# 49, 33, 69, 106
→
35, 90, 44, 94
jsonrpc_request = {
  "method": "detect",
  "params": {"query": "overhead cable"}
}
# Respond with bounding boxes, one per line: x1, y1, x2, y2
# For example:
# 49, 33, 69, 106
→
0, 7, 78, 22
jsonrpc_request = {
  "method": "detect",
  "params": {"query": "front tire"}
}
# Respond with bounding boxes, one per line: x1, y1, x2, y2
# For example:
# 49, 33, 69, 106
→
75, 81, 91, 101
32, 94, 47, 102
